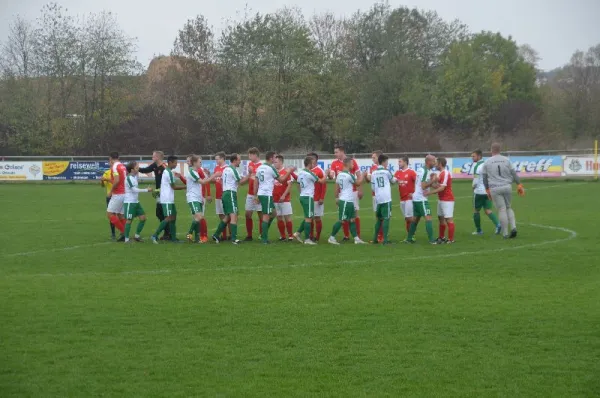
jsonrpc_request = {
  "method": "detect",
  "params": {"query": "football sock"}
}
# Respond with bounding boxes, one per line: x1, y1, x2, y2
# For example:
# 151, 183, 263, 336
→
474, 212, 482, 231
331, 221, 342, 237
261, 221, 269, 242
439, 224, 446, 239
382, 218, 390, 242
349, 221, 358, 238
277, 220, 286, 238
136, 220, 145, 235
110, 215, 125, 234
258, 216, 263, 234
188, 221, 196, 235
488, 214, 500, 228
425, 220, 434, 242
407, 222, 417, 240
310, 220, 315, 239
109, 222, 115, 236
169, 221, 177, 241
245, 217, 253, 237
154, 220, 168, 237
200, 219, 207, 238
315, 219, 323, 240
124, 222, 131, 238
230, 223, 238, 241
304, 221, 311, 240
214, 221, 226, 237
373, 219, 382, 242
342, 221, 350, 238
355, 217, 361, 238
448, 222, 455, 241
286, 221, 293, 237
378, 223, 384, 242
268, 217, 274, 228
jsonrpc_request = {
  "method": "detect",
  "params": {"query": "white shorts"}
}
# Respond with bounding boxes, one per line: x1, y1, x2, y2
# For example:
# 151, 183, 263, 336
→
353, 191, 360, 211
400, 200, 413, 218
215, 199, 224, 215
107, 194, 125, 214
372, 196, 377, 212
437, 201, 455, 218
245, 195, 262, 212
314, 201, 324, 217
275, 202, 293, 216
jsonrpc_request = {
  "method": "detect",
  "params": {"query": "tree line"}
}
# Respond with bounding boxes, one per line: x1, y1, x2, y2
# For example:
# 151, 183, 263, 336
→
0, 2, 598, 156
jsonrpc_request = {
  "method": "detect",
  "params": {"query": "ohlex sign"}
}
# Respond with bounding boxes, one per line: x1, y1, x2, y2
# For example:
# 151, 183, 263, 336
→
0, 162, 43, 180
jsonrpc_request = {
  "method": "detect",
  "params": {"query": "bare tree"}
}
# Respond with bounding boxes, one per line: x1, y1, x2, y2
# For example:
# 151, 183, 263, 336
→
1, 16, 35, 78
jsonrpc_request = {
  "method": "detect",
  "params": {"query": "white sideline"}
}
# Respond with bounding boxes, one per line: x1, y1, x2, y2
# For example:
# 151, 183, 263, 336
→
0, 182, 586, 259
2, 223, 577, 278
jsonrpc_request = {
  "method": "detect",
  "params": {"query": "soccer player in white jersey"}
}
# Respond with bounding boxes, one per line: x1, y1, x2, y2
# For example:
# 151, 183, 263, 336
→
405, 155, 438, 244
328, 158, 367, 245
123, 161, 153, 242
185, 155, 220, 243
470, 149, 501, 235
255, 151, 296, 244
367, 154, 396, 245
293, 156, 326, 245
212, 153, 251, 244
151, 156, 186, 243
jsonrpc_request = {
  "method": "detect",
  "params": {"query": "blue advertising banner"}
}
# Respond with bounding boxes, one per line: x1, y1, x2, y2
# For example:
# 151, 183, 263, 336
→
43, 161, 111, 180
452, 156, 563, 179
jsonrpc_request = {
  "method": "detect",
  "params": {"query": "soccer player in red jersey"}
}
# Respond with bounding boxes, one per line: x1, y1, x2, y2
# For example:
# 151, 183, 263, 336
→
212, 151, 231, 241
308, 152, 327, 241
329, 145, 362, 240
183, 155, 213, 243
425, 157, 455, 243
244, 147, 263, 241
393, 156, 417, 233
106, 151, 127, 241
273, 154, 296, 241
369, 150, 384, 242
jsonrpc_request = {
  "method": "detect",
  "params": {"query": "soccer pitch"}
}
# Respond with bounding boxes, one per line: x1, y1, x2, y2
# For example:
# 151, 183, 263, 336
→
1, 180, 599, 397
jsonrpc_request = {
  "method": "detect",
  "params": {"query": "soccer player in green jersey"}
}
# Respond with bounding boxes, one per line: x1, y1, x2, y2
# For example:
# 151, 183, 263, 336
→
211, 153, 251, 244
328, 158, 367, 245
255, 151, 296, 244
470, 149, 501, 235
123, 161, 153, 242
405, 155, 438, 244
185, 155, 220, 243
151, 156, 186, 244
293, 156, 327, 245
366, 154, 396, 245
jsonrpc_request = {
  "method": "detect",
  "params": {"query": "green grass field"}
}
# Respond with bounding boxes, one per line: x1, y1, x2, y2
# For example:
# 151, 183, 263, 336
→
1, 180, 599, 397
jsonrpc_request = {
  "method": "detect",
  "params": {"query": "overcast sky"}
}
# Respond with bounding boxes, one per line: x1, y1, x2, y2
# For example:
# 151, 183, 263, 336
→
1, 0, 599, 71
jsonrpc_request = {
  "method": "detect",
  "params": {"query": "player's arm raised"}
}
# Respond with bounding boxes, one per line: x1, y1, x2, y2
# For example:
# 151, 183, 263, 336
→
276, 166, 296, 183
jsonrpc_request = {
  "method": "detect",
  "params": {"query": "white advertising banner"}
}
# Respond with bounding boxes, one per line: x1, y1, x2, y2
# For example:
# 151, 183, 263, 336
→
563, 156, 599, 176
0, 161, 43, 180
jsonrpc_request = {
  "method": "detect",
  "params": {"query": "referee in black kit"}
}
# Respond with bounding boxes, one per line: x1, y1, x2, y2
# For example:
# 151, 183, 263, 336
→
139, 150, 171, 240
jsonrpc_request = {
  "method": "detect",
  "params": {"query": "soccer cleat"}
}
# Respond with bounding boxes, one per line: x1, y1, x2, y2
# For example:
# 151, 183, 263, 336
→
262, 240, 271, 245
304, 239, 317, 245
403, 239, 416, 244
510, 229, 518, 239
186, 233, 194, 242
232, 239, 242, 245
211, 235, 220, 244
472, 231, 484, 236
342, 237, 350, 242
117, 235, 126, 242
429, 241, 439, 245
436, 237, 448, 244
293, 232, 303, 243
287, 236, 295, 242
446, 240, 455, 244
495, 225, 502, 235
200, 236, 209, 243
160, 235, 171, 241
354, 238, 367, 245
328, 237, 340, 245
134, 237, 144, 243
110, 235, 116, 241
278, 237, 287, 242
151, 235, 159, 244
503, 235, 510, 239
244, 236, 253, 242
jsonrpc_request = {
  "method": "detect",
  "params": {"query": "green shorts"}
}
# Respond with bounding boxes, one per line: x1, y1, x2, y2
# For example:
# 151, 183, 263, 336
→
375, 202, 392, 219
338, 200, 355, 221
474, 194, 492, 211
413, 201, 431, 218
299, 196, 315, 218
222, 190, 238, 215
124, 202, 145, 220
258, 195, 275, 214
188, 201, 204, 215
161, 203, 177, 217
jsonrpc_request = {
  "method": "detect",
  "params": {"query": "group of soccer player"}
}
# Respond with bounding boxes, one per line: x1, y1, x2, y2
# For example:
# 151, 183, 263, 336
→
103, 142, 525, 245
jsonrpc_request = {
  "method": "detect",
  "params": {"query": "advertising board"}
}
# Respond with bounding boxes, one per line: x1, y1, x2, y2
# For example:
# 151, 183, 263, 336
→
452, 156, 563, 179
0, 162, 43, 180
562, 156, 599, 176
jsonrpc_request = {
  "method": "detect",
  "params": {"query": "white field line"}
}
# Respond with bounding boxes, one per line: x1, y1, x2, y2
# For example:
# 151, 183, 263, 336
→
2, 223, 577, 278
0, 182, 586, 258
